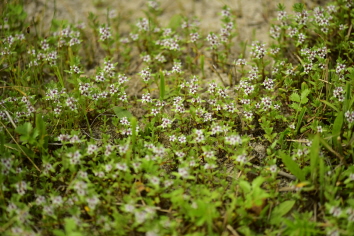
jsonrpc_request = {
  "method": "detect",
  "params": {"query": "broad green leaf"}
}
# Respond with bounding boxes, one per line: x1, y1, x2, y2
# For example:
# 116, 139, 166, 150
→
300, 89, 310, 104
168, 14, 183, 30
270, 200, 296, 225
279, 151, 305, 181
301, 96, 309, 104
64, 218, 76, 233
15, 122, 33, 136
273, 200, 295, 217
36, 115, 46, 137
252, 176, 266, 189
112, 107, 133, 119
290, 103, 301, 111
289, 92, 300, 103
53, 230, 66, 236
67, 233, 83, 236
237, 226, 253, 236
239, 180, 251, 193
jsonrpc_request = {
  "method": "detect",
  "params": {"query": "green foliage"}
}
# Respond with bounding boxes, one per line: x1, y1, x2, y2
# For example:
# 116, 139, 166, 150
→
112, 107, 134, 119
1, 0, 354, 235
279, 151, 305, 181
15, 123, 38, 145
270, 200, 295, 225
283, 212, 322, 236
240, 176, 270, 210
53, 218, 83, 236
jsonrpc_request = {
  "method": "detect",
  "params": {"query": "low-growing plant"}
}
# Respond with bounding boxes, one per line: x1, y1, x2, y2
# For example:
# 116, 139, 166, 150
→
0, 0, 354, 235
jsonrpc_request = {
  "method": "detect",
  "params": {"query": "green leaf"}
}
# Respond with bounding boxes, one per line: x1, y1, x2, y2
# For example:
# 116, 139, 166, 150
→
54, 66, 65, 88
319, 153, 325, 204
270, 200, 296, 225
289, 92, 300, 103
36, 115, 46, 137
293, 3, 305, 12
159, 70, 165, 100
300, 89, 310, 104
252, 176, 266, 189
279, 151, 305, 181
36, 115, 48, 148
319, 136, 345, 164
200, 55, 205, 78
277, 3, 285, 11
112, 107, 133, 119
346, 90, 354, 112
332, 111, 343, 152
126, 117, 137, 160
320, 100, 339, 112
67, 233, 83, 236
332, 111, 343, 137
189, 105, 196, 119
290, 103, 301, 112
15, 122, 33, 136
168, 14, 183, 30
310, 134, 320, 182
64, 218, 76, 233
274, 200, 295, 216
15, 122, 39, 145
296, 107, 306, 134
239, 180, 251, 193
301, 97, 308, 104
53, 230, 66, 236
0, 134, 5, 153
130, 116, 137, 147
344, 82, 351, 108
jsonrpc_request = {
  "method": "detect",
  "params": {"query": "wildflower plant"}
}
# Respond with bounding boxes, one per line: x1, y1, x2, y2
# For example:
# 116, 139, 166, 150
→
1, 1, 354, 235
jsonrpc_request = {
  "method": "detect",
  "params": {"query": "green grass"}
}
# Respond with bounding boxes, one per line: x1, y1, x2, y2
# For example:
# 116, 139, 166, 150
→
0, 1, 354, 235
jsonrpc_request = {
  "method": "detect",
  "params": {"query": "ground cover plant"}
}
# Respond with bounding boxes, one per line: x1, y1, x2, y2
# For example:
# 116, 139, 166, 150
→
1, 0, 354, 235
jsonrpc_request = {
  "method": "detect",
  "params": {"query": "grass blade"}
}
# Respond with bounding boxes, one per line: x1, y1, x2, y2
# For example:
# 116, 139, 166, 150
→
310, 134, 320, 183
159, 70, 165, 100
320, 99, 339, 112
296, 107, 306, 134
279, 151, 305, 181
332, 111, 343, 154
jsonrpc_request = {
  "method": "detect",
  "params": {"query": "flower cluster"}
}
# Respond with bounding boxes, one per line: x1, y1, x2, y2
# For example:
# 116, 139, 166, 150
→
99, 26, 112, 40
251, 41, 266, 59
345, 110, 354, 123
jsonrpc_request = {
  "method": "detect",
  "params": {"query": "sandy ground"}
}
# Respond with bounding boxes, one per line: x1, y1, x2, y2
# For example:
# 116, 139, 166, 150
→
23, 0, 328, 97
24, 0, 323, 45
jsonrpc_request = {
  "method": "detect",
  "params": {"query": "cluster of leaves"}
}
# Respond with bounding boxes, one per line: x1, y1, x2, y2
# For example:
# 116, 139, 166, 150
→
0, 0, 354, 235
